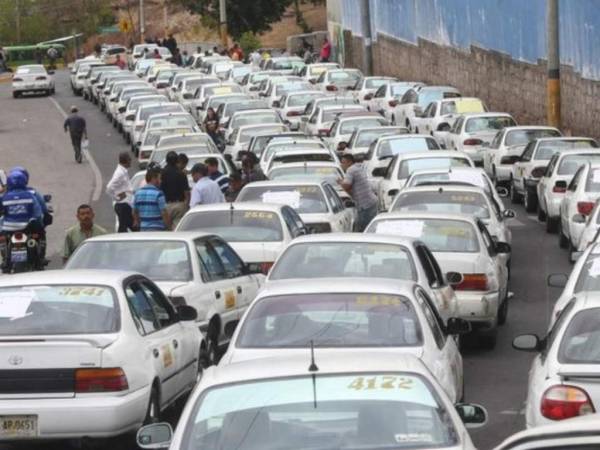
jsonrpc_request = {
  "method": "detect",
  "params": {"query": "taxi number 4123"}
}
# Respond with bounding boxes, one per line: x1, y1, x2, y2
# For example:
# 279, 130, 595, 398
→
348, 376, 414, 391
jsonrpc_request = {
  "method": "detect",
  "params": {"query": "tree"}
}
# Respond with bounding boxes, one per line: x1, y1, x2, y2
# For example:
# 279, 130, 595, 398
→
177, 0, 293, 39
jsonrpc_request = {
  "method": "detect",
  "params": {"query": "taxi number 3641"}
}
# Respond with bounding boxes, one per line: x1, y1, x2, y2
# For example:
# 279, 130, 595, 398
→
348, 376, 414, 391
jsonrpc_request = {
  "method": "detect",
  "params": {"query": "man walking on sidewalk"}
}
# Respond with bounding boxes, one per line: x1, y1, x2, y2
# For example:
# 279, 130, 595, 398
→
106, 152, 136, 232
63, 106, 87, 163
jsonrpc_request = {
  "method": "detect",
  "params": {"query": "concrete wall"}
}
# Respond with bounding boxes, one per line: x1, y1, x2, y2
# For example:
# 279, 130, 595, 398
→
341, 31, 600, 140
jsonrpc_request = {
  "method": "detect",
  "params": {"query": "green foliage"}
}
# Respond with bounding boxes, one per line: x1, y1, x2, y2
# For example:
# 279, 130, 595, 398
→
239, 32, 261, 55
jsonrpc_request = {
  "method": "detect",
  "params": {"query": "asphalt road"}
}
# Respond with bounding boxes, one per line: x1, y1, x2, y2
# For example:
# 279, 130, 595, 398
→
0, 71, 575, 450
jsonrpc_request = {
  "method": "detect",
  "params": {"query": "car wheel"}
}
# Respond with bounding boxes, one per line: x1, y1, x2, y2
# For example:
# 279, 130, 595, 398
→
207, 334, 221, 366
51, 87, 55, 95
537, 203, 546, 221
497, 293, 508, 326
525, 188, 538, 213
558, 220, 569, 248
546, 216, 558, 233
143, 386, 161, 425
415, 127, 420, 134
12, 92, 19, 99
510, 178, 522, 204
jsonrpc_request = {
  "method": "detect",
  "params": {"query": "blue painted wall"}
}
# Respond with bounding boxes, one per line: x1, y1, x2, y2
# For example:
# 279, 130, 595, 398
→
335, 0, 600, 80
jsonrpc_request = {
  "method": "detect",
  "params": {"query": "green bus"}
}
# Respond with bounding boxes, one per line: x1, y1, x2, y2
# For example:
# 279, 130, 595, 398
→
3, 44, 67, 69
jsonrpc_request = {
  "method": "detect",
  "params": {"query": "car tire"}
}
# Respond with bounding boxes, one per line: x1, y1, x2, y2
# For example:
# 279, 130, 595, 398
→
12, 92, 19, 99
143, 386, 161, 425
207, 334, 221, 366
546, 216, 558, 233
51, 87, 55, 95
558, 220, 569, 248
510, 178, 522, 204
415, 127, 420, 134
525, 188, 538, 213
497, 294, 508, 326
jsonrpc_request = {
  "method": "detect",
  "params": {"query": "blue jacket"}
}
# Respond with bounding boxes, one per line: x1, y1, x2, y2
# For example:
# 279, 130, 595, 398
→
0, 172, 42, 232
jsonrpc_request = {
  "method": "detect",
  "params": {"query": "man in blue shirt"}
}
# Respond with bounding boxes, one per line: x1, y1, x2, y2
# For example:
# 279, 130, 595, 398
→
133, 167, 172, 231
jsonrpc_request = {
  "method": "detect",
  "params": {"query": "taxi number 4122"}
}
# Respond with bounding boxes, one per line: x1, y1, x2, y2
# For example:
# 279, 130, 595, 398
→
348, 376, 414, 391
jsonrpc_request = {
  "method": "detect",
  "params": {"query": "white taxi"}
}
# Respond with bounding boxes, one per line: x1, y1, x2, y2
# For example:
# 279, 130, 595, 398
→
537, 149, 600, 233
12, 65, 55, 98
514, 292, 600, 427
366, 212, 511, 349
237, 180, 354, 233
265, 233, 460, 322
0, 270, 202, 442
377, 151, 475, 211
223, 279, 467, 402
65, 232, 265, 366
411, 97, 487, 136
576, 200, 600, 251
137, 126, 196, 168
136, 353, 486, 450
175, 202, 309, 274
342, 125, 408, 157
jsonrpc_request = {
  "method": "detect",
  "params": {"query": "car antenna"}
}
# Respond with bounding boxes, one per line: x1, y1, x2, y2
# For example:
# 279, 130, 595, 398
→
229, 202, 234, 225
309, 340, 318, 409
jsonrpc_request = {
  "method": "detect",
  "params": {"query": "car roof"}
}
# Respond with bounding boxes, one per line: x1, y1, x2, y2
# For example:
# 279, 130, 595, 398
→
399, 185, 489, 196
418, 85, 459, 92
335, 113, 386, 121
320, 105, 365, 112
186, 202, 285, 214
200, 352, 429, 389
459, 112, 513, 118
259, 278, 418, 298
536, 137, 596, 143
377, 133, 434, 142
397, 150, 471, 160
82, 231, 214, 243
147, 112, 192, 119
284, 232, 419, 247
241, 180, 325, 188
266, 139, 323, 146
372, 211, 479, 225
237, 123, 286, 132
502, 126, 561, 132
268, 162, 340, 171
0, 269, 138, 288
554, 148, 600, 159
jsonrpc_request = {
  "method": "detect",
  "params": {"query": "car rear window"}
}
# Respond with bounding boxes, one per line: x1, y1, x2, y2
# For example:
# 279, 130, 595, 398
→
505, 129, 561, 147
375, 137, 439, 159
464, 116, 516, 133
392, 191, 491, 219
238, 185, 328, 214
536, 140, 598, 160
398, 157, 471, 179
559, 307, 600, 364
557, 154, 600, 176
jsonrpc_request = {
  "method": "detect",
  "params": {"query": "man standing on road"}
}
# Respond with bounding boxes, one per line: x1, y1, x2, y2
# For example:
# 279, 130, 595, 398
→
338, 154, 378, 232
206, 157, 229, 194
106, 152, 135, 232
160, 151, 190, 227
133, 167, 171, 231
115, 54, 126, 70
63, 204, 107, 263
225, 172, 243, 202
63, 106, 87, 164
190, 163, 224, 207
320, 37, 331, 63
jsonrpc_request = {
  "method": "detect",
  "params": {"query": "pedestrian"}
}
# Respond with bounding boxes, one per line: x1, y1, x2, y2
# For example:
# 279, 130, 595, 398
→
203, 107, 219, 132
34, 48, 43, 64
165, 33, 178, 54
161, 151, 190, 227
225, 172, 243, 202
114, 54, 126, 70
338, 153, 378, 232
133, 166, 171, 231
230, 43, 243, 61
177, 153, 189, 174
189, 163, 225, 207
320, 36, 331, 63
63, 204, 107, 263
241, 153, 266, 185
63, 106, 87, 163
106, 152, 135, 232
47, 46, 58, 69
206, 157, 229, 194
152, 48, 162, 59
212, 46, 219, 55
249, 49, 261, 67
181, 50, 190, 66
172, 48, 183, 66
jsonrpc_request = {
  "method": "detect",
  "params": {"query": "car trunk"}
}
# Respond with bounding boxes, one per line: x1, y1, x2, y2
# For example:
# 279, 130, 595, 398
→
229, 242, 282, 265
558, 365, 600, 410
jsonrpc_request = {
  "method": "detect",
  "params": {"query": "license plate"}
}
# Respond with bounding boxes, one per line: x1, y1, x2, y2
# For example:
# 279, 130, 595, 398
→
25, 84, 34, 89
10, 251, 27, 263
0, 415, 38, 438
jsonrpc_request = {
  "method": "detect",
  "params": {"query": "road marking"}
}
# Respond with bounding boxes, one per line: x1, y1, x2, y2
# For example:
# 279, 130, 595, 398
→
507, 218, 526, 227
48, 96, 103, 202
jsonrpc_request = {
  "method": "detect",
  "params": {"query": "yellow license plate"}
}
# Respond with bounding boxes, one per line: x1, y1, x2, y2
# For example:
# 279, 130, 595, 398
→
0, 415, 37, 438
224, 291, 236, 310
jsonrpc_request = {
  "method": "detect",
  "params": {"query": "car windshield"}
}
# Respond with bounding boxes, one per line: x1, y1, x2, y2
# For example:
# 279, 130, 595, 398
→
265, 142, 324, 161
398, 158, 471, 179
559, 307, 600, 364
232, 66, 251, 77
224, 101, 269, 117
239, 185, 328, 214
288, 93, 321, 107
340, 118, 386, 135
390, 84, 412, 97
585, 169, 600, 192
505, 129, 561, 146
464, 116, 516, 133
329, 71, 361, 84
440, 99, 485, 115
232, 112, 280, 129
418, 90, 459, 108
270, 243, 416, 281
269, 166, 341, 184
184, 79, 210, 91
276, 83, 312, 95
157, 70, 178, 81
536, 140, 598, 160
17, 66, 45, 75
407, 170, 490, 194
240, 126, 286, 143
272, 59, 304, 70
392, 191, 491, 219
322, 108, 363, 123
121, 89, 154, 101
181, 372, 458, 450
205, 85, 241, 97
368, 219, 480, 253
144, 128, 192, 146
237, 293, 420, 348
557, 154, 600, 176
67, 240, 192, 282
140, 105, 182, 121
365, 78, 391, 89
376, 137, 439, 159
354, 129, 403, 148
177, 210, 283, 242
0, 285, 118, 335
148, 115, 195, 129
128, 97, 165, 111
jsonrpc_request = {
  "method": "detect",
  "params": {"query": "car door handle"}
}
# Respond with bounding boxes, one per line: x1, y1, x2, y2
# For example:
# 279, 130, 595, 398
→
173, 339, 178, 349
215, 291, 221, 299
153, 349, 159, 358
237, 286, 242, 294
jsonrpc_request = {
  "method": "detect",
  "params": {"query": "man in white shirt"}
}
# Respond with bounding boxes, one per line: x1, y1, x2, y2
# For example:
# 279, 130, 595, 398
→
190, 163, 224, 207
106, 152, 135, 232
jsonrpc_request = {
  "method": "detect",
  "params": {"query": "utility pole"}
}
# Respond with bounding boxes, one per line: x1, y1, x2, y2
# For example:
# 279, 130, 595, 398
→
163, 0, 168, 37
139, 0, 145, 44
219, 0, 228, 48
15, 0, 21, 43
361, 0, 373, 76
547, 0, 561, 128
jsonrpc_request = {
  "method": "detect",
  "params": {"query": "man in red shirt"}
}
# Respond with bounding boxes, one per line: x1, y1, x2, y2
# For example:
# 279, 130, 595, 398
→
320, 36, 331, 62
115, 54, 126, 70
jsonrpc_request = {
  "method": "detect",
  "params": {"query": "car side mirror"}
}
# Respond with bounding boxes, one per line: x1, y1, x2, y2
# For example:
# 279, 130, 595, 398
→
502, 209, 516, 219
547, 273, 568, 288
496, 186, 509, 198
249, 86, 258, 91
259, 92, 266, 97
372, 167, 386, 178
176, 305, 198, 321
572, 213, 586, 224
244, 264, 264, 275
301, 116, 309, 122
183, 93, 193, 100
501, 155, 520, 165
446, 317, 471, 335
48, 70, 55, 75
555, 180, 568, 190
126, 114, 135, 121
436, 123, 451, 132
495, 242, 511, 254
136, 423, 173, 449
445, 271, 463, 285
118, 106, 126, 113
455, 403, 488, 429
337, 141, 348, 152
388, 189, 399, 197
571, 251, 583, 263
364, 93, 374, 100
272, 100, 281, 108
43, 194, 52, 202
512, 334, 543, 352
343, 198, 355, 208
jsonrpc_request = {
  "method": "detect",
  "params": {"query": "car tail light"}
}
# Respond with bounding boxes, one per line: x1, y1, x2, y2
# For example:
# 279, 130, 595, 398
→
541, 385, 595, 420
578, 202, 595, 216
553, 185, 567, 193
35, 76, 47, 80
248, 262, 275, 274
287, 111, 301, 117
13, 232, 23, 240
388, 100, 399, 107
326, 85, 338, 92
463, 138, 483, 146
12, 77, 23, 82
531, 167, 546, 178
75, 368, 128, 393
454, 273, 489, 291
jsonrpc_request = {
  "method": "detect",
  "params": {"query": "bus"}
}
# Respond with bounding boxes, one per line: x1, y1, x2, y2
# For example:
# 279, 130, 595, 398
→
3, 44, 67, 70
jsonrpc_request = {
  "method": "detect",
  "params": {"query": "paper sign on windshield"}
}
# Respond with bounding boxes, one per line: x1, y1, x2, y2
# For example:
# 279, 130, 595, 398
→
262, 191, 301, 209
455, 99, 485, 114
375, 220, 424, 238
0, 291, 33, 319
592, 170, 600, 183
450, 170, 483, 187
